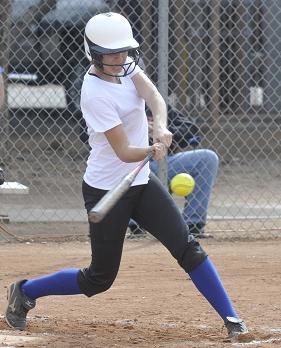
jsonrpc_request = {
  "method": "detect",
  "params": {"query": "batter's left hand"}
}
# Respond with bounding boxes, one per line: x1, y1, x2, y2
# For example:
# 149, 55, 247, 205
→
153, 126, 173, 149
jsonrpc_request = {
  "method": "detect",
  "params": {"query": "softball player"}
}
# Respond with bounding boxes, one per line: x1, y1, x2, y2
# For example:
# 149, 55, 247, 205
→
5, 13, 248, 338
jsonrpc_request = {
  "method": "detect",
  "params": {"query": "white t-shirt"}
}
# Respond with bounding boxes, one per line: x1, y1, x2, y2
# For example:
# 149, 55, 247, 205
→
81, 61, 150, 189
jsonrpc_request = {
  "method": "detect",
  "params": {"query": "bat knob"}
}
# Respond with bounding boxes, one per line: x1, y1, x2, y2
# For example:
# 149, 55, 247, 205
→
88, 211, 102, 223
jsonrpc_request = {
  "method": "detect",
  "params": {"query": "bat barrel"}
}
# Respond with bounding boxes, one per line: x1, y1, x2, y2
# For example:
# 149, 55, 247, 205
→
88, 174, 135, 223
88, 153, 154, 223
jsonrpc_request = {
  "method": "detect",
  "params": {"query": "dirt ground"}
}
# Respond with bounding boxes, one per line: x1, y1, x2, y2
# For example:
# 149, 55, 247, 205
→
0, 237, 281, 347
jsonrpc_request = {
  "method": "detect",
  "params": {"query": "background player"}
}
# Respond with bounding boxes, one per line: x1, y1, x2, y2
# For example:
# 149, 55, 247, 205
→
129, 107, 218, 239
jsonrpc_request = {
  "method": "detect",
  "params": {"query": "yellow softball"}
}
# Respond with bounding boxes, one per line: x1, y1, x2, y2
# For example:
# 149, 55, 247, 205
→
170, 173, 195, 197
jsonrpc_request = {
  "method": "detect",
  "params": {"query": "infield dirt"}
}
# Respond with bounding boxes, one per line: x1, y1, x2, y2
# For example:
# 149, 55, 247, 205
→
0, 237, 280, 347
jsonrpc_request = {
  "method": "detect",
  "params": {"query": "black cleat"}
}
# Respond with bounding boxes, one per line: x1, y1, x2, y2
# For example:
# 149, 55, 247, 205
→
225, 316, 248, 338
5, 280, 36, 330
188, 223, 214, 239
0, 167, 4, 185
127, 221, 147, 239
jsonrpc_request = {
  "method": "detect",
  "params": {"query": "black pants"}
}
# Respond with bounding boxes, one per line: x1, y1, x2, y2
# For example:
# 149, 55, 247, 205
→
78, 173, 207, 297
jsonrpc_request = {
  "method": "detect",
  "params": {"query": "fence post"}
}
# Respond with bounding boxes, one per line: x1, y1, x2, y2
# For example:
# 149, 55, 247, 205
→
0, 0, 12, 163
157, 0, 169, 187
209, 0, 220, 128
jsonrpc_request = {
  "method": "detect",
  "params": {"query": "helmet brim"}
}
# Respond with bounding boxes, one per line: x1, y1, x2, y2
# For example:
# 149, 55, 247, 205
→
85, 35, 139, 55
90, 44, 138, 55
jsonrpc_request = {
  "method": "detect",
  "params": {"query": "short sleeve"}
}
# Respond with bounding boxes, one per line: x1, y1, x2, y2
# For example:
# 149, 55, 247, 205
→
0, 66, 4, 74
82, 96, 122, 133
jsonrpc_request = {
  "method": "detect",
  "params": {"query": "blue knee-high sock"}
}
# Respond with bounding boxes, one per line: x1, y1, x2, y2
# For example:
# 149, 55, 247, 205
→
189, 257, 238, 320
21, 268, 82, 300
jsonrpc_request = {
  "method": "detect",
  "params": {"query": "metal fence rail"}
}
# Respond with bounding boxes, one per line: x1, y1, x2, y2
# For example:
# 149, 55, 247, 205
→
1, 0, 281, 239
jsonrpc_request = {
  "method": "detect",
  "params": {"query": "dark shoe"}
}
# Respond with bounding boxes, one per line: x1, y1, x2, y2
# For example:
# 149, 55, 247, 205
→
5, 280, 36, 330
188, 223, 213, 239
0, 167, 4, 185
225, 316, 248, 338
127, 221, 147, 239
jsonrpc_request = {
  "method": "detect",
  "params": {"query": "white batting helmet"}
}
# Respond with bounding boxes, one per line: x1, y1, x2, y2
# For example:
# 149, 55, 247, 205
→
84, 12, 140, 76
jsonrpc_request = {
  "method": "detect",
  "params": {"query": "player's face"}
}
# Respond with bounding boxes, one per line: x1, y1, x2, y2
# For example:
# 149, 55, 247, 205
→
102, 51, 128, 75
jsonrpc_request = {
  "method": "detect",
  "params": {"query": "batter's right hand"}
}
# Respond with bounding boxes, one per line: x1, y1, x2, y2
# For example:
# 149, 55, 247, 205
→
149, 142, 166, 161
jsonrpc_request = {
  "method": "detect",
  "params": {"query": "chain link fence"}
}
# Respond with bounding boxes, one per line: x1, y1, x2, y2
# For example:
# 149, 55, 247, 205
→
1, 0, 281, 240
